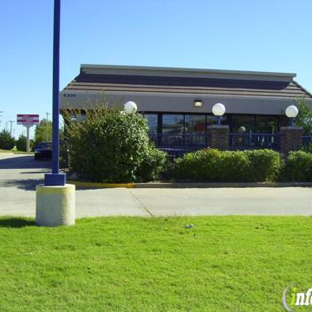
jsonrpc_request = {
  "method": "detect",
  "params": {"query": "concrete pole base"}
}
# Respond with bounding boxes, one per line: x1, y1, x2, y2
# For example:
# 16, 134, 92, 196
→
36, 184, 75, 227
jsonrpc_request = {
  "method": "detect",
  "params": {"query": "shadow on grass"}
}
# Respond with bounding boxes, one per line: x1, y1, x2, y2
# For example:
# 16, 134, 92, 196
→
0, 217, 36, 228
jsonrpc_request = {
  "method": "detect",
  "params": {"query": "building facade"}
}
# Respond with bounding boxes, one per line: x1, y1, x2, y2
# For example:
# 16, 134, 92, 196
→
61, 65, 312, 151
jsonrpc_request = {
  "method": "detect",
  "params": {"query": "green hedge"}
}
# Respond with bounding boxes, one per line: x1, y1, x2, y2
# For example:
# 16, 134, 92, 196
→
245, 149, 281, 182
173, 149, 281, 182
279, 151, 312, 182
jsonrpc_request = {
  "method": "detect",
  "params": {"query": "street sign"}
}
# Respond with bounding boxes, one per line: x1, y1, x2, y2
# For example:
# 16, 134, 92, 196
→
17, 114, 39, 125
17, 114, 40, 152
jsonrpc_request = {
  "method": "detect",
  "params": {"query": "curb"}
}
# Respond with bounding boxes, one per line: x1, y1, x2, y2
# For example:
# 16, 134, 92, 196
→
68, 180, 135, 189
135, 182, 312, 188
68, 180, 312, 189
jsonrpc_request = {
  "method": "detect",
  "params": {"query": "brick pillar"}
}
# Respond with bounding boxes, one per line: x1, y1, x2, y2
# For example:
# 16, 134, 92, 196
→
207, 125, 229, 150
279, 126, 304, 154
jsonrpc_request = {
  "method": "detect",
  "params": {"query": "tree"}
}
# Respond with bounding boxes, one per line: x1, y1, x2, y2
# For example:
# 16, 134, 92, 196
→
15, 134, 34, 152
296, 97, 312, 135
34, 119, 52, 147
16, 134, 27, 151
65, 107, 166, 183
0, 129, 15, 150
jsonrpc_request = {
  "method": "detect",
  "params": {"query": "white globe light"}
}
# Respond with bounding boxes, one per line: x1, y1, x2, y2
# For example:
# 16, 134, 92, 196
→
124, 101, 137, 114
285, 105, 299, 118
212, 103, 226, 116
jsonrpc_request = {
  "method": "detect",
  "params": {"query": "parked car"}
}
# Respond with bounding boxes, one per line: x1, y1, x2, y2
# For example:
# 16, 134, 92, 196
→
34, 142, 52, 160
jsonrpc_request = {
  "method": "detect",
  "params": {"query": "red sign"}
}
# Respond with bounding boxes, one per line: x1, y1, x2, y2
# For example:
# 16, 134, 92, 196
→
17, 114, 40, 125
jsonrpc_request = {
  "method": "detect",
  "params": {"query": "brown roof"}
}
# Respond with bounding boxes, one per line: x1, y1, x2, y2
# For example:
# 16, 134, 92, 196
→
62, 65, 312, 100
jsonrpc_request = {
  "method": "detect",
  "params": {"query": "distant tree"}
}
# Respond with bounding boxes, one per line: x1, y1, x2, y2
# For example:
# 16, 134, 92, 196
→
0, 129, 15, 150
16, 134, 27, 152
34, 119, 52, 147
296, 97, 312, 135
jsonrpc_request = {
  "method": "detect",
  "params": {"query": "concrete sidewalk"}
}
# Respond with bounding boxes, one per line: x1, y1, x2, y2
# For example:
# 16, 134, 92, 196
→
75, 187, 312, 217
1, 186, 312, 218
0, 154, 311, 218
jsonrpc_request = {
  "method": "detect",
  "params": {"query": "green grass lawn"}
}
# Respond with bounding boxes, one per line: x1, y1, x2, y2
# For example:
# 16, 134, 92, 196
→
0, 149, 14, 154
0, 216, 311, 311
0, 149, 32, 154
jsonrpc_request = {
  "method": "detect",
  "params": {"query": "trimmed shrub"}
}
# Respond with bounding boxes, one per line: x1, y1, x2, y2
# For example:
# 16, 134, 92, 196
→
279, 151, 312, 182
173, 149, 251, 182
173, 148, 281, 182
218, 151, 251, 182
245, 149, 281, 182
65, 108, 166, 183
173, 149, 222, 182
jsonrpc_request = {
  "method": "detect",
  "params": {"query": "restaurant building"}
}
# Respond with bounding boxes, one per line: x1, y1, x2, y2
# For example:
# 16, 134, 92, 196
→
60, 64, 312, 151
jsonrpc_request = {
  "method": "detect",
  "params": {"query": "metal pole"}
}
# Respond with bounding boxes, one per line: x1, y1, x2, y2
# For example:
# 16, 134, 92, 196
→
44, 0, 66, 186
26, 125, 30, 152
52, 0, 60, 175
9, 121, 14, 136
36, 0, 74, 228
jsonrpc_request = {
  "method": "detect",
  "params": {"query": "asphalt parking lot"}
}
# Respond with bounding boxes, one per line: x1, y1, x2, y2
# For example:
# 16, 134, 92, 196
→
0, 153, 312, 218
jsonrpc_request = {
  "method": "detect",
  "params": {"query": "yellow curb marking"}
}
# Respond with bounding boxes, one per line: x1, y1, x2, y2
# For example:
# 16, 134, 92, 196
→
68, 181, 135, 188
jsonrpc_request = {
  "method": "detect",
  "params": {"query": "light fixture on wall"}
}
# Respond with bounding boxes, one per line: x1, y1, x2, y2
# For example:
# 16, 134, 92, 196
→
212, 103, 226, 125
285, 105, 299, 126
194, 100, 203, 107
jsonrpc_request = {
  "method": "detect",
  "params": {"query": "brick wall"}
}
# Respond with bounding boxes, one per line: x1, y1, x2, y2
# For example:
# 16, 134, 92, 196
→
279, 126, 304, 154
207, 125, 229, 150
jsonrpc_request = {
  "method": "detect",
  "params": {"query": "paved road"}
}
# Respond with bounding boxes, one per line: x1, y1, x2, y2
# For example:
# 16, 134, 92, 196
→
0, 153, 312, 218
0, 154, 51, 216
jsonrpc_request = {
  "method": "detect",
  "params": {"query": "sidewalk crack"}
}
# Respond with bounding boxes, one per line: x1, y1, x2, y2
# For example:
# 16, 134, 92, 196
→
130, 190, 154, 217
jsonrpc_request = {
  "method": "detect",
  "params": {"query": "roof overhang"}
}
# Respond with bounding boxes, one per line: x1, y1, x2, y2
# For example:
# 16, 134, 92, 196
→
80, 64, 296, 83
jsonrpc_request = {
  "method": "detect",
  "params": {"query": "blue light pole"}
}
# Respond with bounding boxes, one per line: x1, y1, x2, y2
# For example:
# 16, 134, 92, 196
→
45, 0, 66, 186
36, 0, 75, 227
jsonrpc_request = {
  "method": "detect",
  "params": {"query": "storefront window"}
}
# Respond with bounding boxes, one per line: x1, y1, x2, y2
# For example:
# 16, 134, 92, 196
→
230, 115, 279, 133
184, 115, 206, 145
144, 114, 158, 134
185, 115, 206, 133
255, 116, 278, 133
162, 115, 185, 134
231, 116, 255, 133
207, 115, 228, 127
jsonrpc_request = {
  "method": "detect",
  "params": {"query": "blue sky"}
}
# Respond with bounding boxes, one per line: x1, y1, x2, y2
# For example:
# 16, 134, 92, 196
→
1, 0, 311, 138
